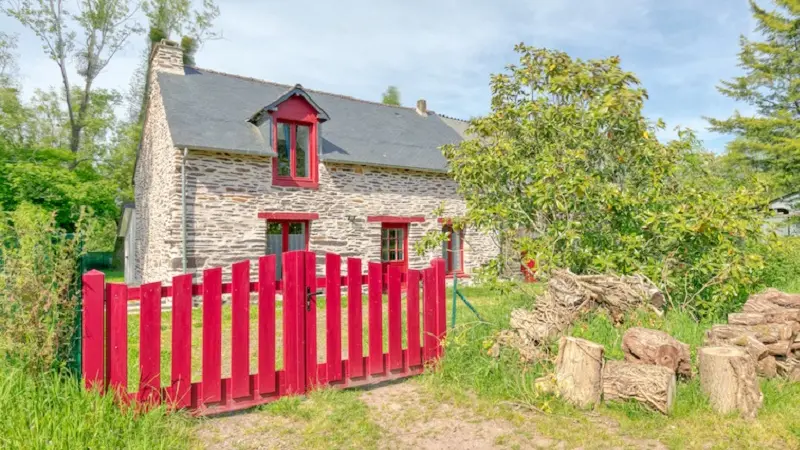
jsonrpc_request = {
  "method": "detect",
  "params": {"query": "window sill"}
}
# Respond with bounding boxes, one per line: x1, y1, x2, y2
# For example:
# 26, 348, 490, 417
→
445, 272, 470, 279
272, 177, 319, 189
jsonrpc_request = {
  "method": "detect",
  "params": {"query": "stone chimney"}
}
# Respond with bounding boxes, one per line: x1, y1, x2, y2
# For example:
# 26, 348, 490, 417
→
150, 39, 184, 76
416, 99, 428, 116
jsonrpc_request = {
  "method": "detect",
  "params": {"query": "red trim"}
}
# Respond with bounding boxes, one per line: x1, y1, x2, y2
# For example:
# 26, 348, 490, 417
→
258, 212, 319, 220
367, 216, 425, 223
443, 224, 465, 275
446, 273, 470, 279
437, 218, 453, 224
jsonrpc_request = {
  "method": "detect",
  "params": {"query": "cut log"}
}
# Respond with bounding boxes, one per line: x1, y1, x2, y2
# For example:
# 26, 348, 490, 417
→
706, 323, 792, 344
750, 289, 800, 309
765, 340, 792, 357
602, 360, 676, 414
705, 334, 768, 362
555, 336, 604, 408
622, 327, 691, 377
757, 355, 778, 378
791, 342, 800, 350
776, 358, 800, 381
742, 297, 786, 314
728, 313, 766, 326
698, 347, 762, 419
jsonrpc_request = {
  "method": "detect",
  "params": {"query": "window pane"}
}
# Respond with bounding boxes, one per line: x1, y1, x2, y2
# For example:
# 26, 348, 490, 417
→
277, 123, 291, 176
288, 222, 306, 251
382, 250, 389, 261
389, 250, 396, 261
397, 250, 404, 261
296, 125, 310, 178
268, 223, 282, 235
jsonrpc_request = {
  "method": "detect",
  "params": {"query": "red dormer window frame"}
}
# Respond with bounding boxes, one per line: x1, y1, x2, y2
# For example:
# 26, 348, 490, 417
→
271, 96, 320, 188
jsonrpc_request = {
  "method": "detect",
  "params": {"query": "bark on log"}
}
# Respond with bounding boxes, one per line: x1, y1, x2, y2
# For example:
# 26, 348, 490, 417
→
698, 347, 762, 419
757, 355, 777, 378
602, 360, 676, 414
622, 327, 691, 377
776, 358, 800, 381
555, 337, 604, 408
765, 340, 792, 357
750, 289, 800, 309
706, 323, 793, 344
705, 335, 768, 363
742, 297, 786, 314
728, 313, 766, 326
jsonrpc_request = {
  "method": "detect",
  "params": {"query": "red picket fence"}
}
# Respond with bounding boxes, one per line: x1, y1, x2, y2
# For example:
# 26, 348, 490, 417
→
81, 251, 447, 415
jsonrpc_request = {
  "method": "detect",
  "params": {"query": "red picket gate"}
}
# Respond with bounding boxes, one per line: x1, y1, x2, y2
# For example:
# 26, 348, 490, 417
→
81, 251, 447, 415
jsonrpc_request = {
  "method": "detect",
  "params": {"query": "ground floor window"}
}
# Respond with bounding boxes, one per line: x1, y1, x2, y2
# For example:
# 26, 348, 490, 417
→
266, 221, 308, 278
442, 225, 464, 275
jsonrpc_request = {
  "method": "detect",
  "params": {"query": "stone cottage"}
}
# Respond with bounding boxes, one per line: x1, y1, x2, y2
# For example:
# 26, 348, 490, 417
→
123, 40, 499, 285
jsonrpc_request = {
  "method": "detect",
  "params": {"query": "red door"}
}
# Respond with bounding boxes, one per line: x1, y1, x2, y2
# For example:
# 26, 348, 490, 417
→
380, 223, 408, 284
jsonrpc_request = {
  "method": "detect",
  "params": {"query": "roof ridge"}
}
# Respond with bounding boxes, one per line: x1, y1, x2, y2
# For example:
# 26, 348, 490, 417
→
185, 65, 424, 113
437, 112, 469, 123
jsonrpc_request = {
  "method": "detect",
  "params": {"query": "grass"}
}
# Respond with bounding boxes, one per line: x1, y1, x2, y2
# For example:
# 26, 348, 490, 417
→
102, 269, 125, 283
0, 361, 193, 449
421, 282, 800, 449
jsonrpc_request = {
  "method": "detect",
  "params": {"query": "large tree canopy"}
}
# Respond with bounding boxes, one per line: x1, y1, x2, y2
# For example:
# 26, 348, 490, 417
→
440, 45, 771, 318
708, 0, 800, 196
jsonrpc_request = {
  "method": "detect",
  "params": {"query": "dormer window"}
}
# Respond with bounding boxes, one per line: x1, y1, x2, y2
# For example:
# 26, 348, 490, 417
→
276, 122, 312, 180
249, 84, 329, 189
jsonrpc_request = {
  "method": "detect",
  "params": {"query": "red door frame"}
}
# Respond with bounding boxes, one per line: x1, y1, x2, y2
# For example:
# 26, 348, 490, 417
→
380, 223, 409, 281
266, 220, 310, 252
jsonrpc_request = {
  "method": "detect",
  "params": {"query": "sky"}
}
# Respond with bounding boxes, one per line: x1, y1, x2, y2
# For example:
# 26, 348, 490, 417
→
1, 0, 756, 152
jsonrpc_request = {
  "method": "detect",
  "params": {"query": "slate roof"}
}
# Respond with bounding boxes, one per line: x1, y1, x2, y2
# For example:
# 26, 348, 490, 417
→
157, 67, 467, 172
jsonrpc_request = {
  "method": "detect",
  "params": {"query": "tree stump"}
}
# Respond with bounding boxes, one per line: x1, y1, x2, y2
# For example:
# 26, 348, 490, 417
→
555, 336, 604, 408
602, 360, 676, 414
698, 347, 762, 419
622, 327, 691, 376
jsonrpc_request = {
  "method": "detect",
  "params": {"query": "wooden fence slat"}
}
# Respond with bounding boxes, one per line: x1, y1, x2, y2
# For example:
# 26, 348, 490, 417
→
258, 255, 277, 394
139, 282, 162, 403
170, 274, 193, 408
283, 251, 304, 394
388, 265, 402, 371
231, 260, 251, 399
368, 262, 384, 375
106, 282, 127, 395
347, 258, 364, 378
304, 251, 318, 387
82, 270, 105, 391
434, 258, 447, 358
325, 253, 342, 382
422, 267, 437, 362
406, 270, 421, 368
202, 267, 222, 403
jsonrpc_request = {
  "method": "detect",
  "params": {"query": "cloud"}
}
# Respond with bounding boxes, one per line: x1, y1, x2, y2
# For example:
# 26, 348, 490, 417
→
0, 0, 754, 151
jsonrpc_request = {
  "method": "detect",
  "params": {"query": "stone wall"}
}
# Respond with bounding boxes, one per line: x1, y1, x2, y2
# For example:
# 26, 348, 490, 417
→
138, 149, 499, 283
133, 55, 182, 284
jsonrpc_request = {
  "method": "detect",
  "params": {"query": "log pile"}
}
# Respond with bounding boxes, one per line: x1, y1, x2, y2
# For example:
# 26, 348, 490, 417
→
495, 270, 664, 361
705, 288, 800, 380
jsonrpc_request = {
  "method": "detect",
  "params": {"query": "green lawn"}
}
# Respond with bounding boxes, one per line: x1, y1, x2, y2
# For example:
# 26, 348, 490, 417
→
101, 269, 125, 283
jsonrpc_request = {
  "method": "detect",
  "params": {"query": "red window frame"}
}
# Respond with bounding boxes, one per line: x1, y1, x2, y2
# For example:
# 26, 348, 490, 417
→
442, 225, 465, 276
271, 96, 319, 188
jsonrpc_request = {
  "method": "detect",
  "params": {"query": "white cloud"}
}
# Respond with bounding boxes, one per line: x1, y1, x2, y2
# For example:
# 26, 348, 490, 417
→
0, 0, 755, 139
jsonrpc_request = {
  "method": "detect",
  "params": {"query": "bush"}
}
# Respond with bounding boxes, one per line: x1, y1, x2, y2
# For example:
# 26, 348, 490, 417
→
0, 203, 84, 373
760, 236, 800, 293
0, 360, 192, 449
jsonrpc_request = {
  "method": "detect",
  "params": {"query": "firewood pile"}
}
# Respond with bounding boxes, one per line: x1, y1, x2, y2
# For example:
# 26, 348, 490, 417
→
494, 270, 664, 361
705, 288, 800, 381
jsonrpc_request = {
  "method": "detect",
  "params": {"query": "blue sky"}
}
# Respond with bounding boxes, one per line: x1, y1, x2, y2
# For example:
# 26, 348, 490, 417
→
2, 0, 755, 152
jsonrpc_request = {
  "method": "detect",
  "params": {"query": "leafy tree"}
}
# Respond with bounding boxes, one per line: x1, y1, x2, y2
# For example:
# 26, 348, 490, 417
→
435, 44, 770, 318
381, 86, 401, 106
2, 0, 142, 155
708, 0, 800, 196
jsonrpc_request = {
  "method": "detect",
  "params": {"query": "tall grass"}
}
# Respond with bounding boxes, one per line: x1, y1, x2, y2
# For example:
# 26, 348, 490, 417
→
0, 361, 193, 449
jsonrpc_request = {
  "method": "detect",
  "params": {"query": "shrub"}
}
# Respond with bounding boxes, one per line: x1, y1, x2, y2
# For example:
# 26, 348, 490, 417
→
760, 236, 800, 293
0, 203, 84, 373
